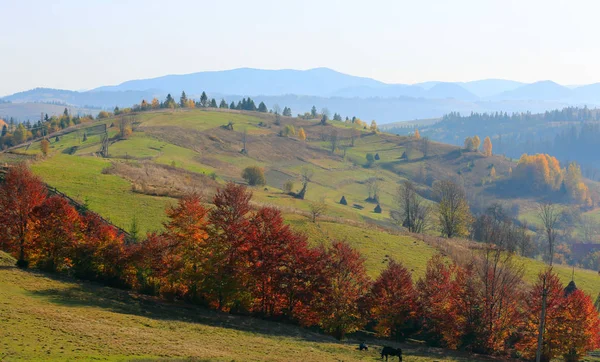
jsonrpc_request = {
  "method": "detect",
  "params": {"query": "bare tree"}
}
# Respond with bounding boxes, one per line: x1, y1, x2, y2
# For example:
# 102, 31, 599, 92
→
295, 167, 313, 200
535, 202, 559, 362
309, 200, 328, 223
477, 245, 524, 352
329, 129, 338, 154
433, 179, 472, 238
420, 137, 431, 157
391, 180, 430, 233
581, 216, 600, 242
538, 202, 559, 266
272, 104, 281, 115
118, 116, 130, 139
241, 129, 248, 155
351, 128, 360, 147
366, 177, 380, 203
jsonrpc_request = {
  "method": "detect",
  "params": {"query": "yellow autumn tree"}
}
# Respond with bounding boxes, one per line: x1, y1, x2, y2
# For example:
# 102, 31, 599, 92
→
473, 135, 481, 151
483, 136, 492, 157
464, 137, 474, 151
564, 162, 592, 206
490, 166, 496, 178
513, 153, 563, 191
40, 138, 50, 157
151, 98, 160, 109
298, 128, 306, 141
370, 120, 378, 132
414, 129, 421, 140
187, 99, 195, 108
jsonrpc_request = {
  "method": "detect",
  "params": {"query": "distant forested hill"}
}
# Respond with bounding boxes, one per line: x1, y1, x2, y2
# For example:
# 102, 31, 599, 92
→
386, 106, 600, 180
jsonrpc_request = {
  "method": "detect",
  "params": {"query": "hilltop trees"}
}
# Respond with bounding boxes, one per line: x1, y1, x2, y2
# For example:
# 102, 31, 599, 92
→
414, 128, 421, 140
483, 136, 492, 157
258, 102, 268, 112
180, 91, 188, 107
472, 135, 481, 151
433, 179, 472, 238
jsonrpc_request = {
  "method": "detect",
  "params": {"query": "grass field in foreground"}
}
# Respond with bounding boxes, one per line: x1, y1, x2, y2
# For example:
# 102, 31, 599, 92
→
0, 252, 499, 362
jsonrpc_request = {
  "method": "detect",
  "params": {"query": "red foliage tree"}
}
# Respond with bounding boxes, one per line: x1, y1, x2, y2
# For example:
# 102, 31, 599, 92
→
476, 250, 523, 353
74, 212, 129, 286
133, 233, 174, 297
0, 164, 47, 267
247, 207, 302, 316
30, 196, 82, 272
204, 183, 253, 311
313, 241, 371, 340
368, 259, 416, 340
417, 255, 462, 348
561, 288, 600, 361
516, 270, 567, 361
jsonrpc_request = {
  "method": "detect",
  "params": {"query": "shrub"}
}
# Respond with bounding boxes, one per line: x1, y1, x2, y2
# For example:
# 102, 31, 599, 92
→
374, 153, 380, 160
242, 166, 266, 186
340, 196, 348, 205
284, 180, 294, 193
374, 204, 382, 213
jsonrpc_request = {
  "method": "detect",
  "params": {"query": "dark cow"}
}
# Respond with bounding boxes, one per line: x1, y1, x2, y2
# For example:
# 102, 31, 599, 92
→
381, 346, 402, 361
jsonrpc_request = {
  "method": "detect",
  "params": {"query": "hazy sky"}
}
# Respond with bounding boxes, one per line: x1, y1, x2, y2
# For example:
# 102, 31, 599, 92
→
1, 0, 599, 96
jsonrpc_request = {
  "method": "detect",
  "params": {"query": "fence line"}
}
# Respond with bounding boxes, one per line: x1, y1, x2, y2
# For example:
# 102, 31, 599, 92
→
0, 165, 130, 237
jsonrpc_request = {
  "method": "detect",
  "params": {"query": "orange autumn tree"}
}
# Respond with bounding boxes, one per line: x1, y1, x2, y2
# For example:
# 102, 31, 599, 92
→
561, 282, 600, 362
30, 196, 83, 272
368, 259, 416, 341
0, 164, 47, 267
163, 193, 210, 302
414, 128, 421, 140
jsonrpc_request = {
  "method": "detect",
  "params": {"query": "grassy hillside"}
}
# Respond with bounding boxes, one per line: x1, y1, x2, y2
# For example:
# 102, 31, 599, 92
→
0, 252, 500, 362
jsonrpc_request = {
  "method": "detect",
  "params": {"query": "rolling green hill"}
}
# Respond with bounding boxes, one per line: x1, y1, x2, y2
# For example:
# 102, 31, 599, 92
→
3, 107, 600, 360
3, 108, 600, 290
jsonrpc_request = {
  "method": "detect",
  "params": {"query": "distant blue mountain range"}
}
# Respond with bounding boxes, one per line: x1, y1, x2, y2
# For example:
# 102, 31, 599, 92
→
3, 67, 600, 123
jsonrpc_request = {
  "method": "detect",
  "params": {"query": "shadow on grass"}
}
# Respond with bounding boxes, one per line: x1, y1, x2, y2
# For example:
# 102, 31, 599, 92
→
24, 269, 330, 343
21, 269, 513, 361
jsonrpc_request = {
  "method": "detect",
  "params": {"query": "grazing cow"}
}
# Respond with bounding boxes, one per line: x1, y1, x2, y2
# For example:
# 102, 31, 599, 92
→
381, 346, 402, 361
